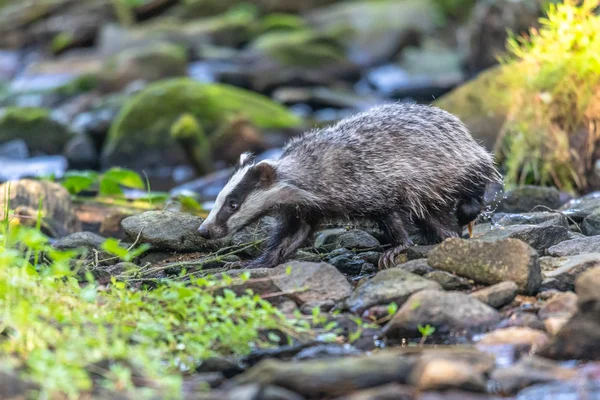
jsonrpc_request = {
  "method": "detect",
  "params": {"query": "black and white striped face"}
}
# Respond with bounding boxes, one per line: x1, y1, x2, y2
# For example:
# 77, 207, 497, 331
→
198, 153, 279, 240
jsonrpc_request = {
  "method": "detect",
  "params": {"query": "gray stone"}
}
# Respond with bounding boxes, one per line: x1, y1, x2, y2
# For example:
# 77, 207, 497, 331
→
497, 186, 563, 213
477, 327, 549, 350
492, 212, 569, 229
540, 254, 600, 291
582, 212, 600, 236
496, 311, 545, 331
547, 235, 600, 256
575, 266, 600, 317
334, 230, 380, 250
313, 228, 348, 250
478, 224, 569, 253
491, 356, 576, 395
345, 268, 441, 313
121, 211, 226, 252
328, 253, 365, 276
539, 312, 600, 361
382, 290, 502, 338
54, 231, 106, 251
394, 258, 435, 275
516, 380, 600, 400
560, 192, 600, 222
428, 238, 541, 294
470, 281, 518, 309
424, 270, 472, 290
232, 216, 278, 257
393, 245, 438, 265
232, 351, 416, 398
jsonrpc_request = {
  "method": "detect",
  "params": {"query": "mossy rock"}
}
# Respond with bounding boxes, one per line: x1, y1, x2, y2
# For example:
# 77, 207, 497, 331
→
249, 28, 347, 67
101, 78, 301, 171
99, 42, 188, 92
433, 65, 511, 151
0, 107, 73, 155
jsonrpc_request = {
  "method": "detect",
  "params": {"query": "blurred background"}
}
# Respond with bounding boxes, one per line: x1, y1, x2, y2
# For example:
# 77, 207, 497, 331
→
0, 0, 597, 206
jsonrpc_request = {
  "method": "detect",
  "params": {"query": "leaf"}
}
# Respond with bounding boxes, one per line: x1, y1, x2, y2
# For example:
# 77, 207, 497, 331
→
417, 324, 436, 337
101, 238, 129, 259
101, 167, 145, 192
387, 302, 398, 316
61, 171, 99, 195
99, 178, 123, 197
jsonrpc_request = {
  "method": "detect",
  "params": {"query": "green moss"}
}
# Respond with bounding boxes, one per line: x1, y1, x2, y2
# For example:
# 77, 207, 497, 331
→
496, 0, 600, 193
0, 107, 72, 154
102, 78, 301, 167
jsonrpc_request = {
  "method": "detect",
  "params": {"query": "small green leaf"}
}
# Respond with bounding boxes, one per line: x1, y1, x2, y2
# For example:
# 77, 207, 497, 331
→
387, 302, 398, 316
101, 167, 145, 194
101, 238, 129, 259
285, 265, 292, 275
61, 171, 99, 194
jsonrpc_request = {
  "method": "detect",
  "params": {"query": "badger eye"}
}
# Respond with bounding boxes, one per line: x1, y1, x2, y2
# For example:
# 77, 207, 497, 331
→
229, 200, 239, 211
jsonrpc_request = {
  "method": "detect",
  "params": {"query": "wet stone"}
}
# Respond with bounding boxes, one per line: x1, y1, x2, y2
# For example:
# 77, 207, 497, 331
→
538, 292, 578, 321
559, 192, 600, 222
547, 235, 600, 256
582, 212, 600, 236
492, 212, 569, 229
540, 254, 600, 291
428, 238, 541, 294
328, 253, 366, 276
496, 311, 545, 331
345, 268, 441, 313
539, 311, 600, 361
313, 228, 348, 251
477, 327, 550, 351
424, 270, 472, 291
470, 281, 518, 309
382, 290, 502, 339
490, 356, 577, 395
231, 216, 278, 257
478, 224, 569, 253
409, 358, 486, 393
333, 230, 380, 250
497, 186, 563, 213
575, 266, 600, 317
516, 379, 600, 400
394, 245, 438, 264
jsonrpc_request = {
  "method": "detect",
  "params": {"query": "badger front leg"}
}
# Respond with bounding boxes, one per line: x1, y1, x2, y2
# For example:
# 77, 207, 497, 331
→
246, 211, 313, 269
378, 211, 414, 270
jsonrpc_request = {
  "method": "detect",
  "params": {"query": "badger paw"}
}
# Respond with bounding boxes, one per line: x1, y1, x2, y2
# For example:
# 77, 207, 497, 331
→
378, 245, 409, 270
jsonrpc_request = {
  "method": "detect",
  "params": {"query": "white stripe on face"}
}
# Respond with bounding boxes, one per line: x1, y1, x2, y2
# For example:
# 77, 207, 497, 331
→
203, 165, 251, 226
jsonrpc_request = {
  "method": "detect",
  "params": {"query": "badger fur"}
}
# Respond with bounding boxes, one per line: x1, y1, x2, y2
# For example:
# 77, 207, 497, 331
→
198, 103, 502, 269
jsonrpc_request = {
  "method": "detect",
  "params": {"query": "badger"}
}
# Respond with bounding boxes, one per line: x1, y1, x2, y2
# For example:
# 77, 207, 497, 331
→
198, 103, 502, 269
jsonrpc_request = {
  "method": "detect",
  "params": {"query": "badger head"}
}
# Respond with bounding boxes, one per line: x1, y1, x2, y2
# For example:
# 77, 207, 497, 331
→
198, 152, 309, 240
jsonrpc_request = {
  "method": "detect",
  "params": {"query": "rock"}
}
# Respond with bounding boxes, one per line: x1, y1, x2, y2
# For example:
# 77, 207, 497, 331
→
99, 42, 188, 92
409, 358, 486, 392
328, 253, 365, 276
516, 380, 600, 400
292, 344, 362, 361
496, 186, 564, 213
271, 261, 352, 308
53, 231, 106, 251
0, 107, 72, 155
477, 327, 549, 351
547, 235, 600, 256
559, 192, 600, 222
0, 179, 80, 237
231, 216, 278, 258
496, 311, 545, 331
424, 270, 472, 290
575, 266, 600, 316
63, 133, 98, 170
582, 212, 600, 236
433, 65, 508, 151
313, 228, 349, 251
393, 245, 437, 265
539, 254, 600, 291
477, 224, 569, 253
121, 211, 224, 252
428, 238, 541, 294
470, 281, 518, 309
307, 0, 438, 66
538, 292, 578, 321
394, 258, 434, 275
333, 230, 379, 251
492, 212, 569, 229
231, 351, 416, 398
490, 356, 577, 395
101, 78, 300, 172
331, 383, 415, 400
345, 268, 441, 313
382, 290, 502, 339
419, 392, 503, 400
539, 311, 600, 361
464, 0, 542, 75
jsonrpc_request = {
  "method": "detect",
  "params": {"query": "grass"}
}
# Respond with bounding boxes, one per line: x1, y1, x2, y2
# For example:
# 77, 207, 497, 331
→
496, 0, 600, 193
0, 180, 321, 399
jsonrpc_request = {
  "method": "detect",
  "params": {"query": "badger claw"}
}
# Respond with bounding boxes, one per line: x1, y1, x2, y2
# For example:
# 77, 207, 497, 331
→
378, 245, 408, 270
467, 221, 474, 238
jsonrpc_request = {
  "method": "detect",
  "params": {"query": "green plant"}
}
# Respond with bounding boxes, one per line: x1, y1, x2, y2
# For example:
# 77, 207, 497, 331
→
497, 0, 600, 193
417, 324, 436, 345
0, 196, 312, 398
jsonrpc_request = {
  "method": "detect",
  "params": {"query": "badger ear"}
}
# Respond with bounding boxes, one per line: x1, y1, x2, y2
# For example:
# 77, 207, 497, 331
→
254, 161, 276, 188
239, 152, 255, 167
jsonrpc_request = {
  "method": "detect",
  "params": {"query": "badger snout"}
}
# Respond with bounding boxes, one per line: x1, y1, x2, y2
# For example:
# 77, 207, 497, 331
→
197, 224, 212, 239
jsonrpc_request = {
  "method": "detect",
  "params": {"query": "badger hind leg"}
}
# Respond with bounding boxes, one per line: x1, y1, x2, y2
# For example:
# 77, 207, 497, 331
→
378, 211, 414, 270
246, 210, 314, 269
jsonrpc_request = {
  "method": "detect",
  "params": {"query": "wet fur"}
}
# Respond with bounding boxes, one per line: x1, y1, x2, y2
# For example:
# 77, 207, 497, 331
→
200, 103, 502, 269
